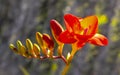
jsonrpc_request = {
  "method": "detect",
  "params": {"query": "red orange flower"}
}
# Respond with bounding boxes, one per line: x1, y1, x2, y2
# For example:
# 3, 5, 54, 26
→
58, 14, 108, 49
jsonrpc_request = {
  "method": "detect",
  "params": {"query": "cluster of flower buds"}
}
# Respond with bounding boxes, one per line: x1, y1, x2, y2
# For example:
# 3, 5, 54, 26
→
9, 14, 108, 65
9, 32, 67, 63
10, 32, 54, 57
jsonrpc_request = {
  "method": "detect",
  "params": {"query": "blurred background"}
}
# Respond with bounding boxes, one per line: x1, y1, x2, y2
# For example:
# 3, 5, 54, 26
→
0, 0, 120, 75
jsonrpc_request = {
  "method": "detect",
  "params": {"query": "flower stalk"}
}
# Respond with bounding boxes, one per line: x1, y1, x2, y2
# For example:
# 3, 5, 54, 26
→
9, 13, 108, 75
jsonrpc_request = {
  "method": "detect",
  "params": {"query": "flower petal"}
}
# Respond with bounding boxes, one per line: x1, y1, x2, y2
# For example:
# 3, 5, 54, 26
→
50, 19, 64, 40
58, 30, 77, 43
88, 34, 108, 46
64, 14, 83, 33
75, 34, 93, 48
81, 15, 98, 35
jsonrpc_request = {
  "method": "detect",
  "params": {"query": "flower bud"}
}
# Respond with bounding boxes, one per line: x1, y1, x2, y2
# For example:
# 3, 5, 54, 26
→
50, 20, 64, 45
26, 39, 34, 56
43, 33, 54, 51
9, 44, 18, 53
33, 43, 40, 57
20, 45, 27, 56
17, 40, 23, 53
26, 39, 33, 50
36, 32, 43, 47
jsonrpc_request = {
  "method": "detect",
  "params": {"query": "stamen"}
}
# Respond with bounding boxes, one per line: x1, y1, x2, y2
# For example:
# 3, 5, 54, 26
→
83, 28, 89, 35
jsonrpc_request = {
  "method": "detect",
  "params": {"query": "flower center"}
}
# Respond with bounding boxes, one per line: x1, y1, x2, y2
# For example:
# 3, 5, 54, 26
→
83, 28, 89, 35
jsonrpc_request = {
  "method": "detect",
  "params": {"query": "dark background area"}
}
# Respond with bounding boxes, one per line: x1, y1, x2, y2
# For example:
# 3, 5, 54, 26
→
0, 0, 120, 75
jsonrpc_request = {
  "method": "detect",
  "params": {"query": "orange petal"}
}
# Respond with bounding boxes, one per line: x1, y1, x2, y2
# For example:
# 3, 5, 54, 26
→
50, 19, 64, 40
43, 34, 54, 50
58, 30, 77, 43
88, 34, 108, 46
81, 15, 98, 35
64, 14, 82, 33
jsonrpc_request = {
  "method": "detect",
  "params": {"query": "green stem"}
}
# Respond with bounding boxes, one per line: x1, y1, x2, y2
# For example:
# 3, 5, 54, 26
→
61, 64, 70, 75
61, 49, 77, 75
61, 44, 80, 75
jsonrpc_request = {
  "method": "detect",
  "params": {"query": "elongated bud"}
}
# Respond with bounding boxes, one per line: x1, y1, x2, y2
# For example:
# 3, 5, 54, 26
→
33, 43, 40, 57
20, 45, 26, 56
17, 40, 23, 53
50, 20, 64, 38
36, 32, 43, 47
26, 39, 33, 50
50, 20, 64, 45
26, 39, 34, 57
43, 33, 54, 50
9, 44, 18, 53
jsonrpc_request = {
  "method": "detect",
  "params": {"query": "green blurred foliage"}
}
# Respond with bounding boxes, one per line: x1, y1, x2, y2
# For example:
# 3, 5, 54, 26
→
97, 14, 108, 25
19, 65, 30, 75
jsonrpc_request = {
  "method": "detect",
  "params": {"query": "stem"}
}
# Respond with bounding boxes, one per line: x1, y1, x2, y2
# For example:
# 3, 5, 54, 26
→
61, 50, 76, 75
61, 44, 80, 75
61, 64, 70, 75
58, 44, 64, 56
53, 56, 68, 64
61, 55, 68, 64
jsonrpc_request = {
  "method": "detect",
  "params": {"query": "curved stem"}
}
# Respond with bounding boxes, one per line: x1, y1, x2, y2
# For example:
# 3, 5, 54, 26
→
53, 55, 67, 64
61, 55, 68, 64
